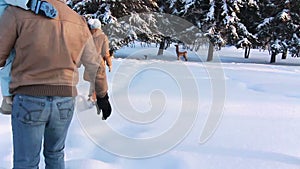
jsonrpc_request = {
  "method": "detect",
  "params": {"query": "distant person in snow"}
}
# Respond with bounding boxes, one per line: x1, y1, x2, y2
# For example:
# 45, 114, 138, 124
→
0, 0, 112, 168
84, 18, 112, 105
0, 0, 57, 115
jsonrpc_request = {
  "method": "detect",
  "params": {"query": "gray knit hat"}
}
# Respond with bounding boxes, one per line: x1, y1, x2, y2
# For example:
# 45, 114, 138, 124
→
88, 18, 101, 30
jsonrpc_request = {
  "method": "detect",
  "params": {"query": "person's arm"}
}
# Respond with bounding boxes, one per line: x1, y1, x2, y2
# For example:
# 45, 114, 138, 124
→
0, 7, 17, 67
102, 35, 112, 72
81, 36, 111, 120
81, 36, 108, 97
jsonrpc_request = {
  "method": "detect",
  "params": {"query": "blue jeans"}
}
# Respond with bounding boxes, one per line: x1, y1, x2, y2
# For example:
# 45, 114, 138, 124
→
11, 94, 75, 169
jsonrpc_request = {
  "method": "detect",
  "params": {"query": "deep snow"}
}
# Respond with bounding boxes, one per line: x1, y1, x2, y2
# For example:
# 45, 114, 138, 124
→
1, 45, 300, 169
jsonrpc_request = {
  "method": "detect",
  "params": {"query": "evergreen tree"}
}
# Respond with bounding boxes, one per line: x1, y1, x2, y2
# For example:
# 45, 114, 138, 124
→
68, 0, 300, 62
256, 0, 300, 63
69, 0, 160, 51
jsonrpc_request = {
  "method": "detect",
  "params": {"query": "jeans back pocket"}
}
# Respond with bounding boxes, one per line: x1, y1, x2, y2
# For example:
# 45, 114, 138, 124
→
14, 95, 48, 125
56, 98, 75, 120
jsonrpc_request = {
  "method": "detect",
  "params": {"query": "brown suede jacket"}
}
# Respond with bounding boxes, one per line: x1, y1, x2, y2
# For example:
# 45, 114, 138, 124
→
92, 29, 112, 67
0, 0, 108, 97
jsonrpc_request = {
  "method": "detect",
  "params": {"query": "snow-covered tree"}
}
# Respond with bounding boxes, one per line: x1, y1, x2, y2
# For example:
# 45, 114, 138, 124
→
68, 0, 299, 63
157, 0, 209, 55
256, 0, 300, 63
69, 0, 160, 51
185, 0, 259, 60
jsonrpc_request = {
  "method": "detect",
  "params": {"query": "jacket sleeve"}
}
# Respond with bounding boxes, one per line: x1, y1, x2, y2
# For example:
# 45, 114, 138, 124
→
0, 7, 17, 67
102, 35, 112, 67
81, 36, 108, 98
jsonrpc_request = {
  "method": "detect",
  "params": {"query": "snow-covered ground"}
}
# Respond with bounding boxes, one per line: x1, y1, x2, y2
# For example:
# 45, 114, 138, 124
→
1, 45, 300, 169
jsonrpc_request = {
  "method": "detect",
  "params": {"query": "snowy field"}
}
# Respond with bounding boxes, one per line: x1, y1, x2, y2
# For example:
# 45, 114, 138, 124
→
1, 45, 300, 169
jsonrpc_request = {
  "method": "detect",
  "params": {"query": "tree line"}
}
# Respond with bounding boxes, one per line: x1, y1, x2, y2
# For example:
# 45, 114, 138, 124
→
68, 0, 300, 63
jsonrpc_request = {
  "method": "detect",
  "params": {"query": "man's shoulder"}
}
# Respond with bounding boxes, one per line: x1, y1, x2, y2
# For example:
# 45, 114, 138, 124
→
3, 6, 21, 15
94, 30, 108, 38
49, 1, 87, 25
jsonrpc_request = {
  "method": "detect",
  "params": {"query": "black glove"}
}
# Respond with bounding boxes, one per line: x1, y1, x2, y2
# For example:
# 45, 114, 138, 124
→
96, 93, 112, 120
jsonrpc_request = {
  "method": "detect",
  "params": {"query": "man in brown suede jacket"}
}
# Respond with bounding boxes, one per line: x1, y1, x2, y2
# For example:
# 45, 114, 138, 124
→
0, 0, 111, 168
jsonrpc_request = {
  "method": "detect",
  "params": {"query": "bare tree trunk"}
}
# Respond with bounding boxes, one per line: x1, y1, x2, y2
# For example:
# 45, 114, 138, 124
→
244, 47, 250, 59
157, 39, 165, 56
207, 42, 214, 62
281, 49, 287, 59
270, 52, 276, 63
